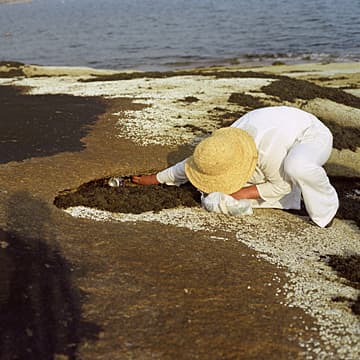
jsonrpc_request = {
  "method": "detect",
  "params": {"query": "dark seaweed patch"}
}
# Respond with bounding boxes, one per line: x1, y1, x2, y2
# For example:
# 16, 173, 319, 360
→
228, 93, 266, 109
285, 177, 360, 228
327, 255, 360, 286
323, 254, 360, 316
0, 86, 106, 163
54, 178, 201, 214
179, 96, 200, 103
79, 70, 281, 83
174, 123, 210, 135
217, 111, 247, 128
0, 61, 25, 78
321, 119, 360, 151
331, 177, 360, 228
261, 78, 360, 108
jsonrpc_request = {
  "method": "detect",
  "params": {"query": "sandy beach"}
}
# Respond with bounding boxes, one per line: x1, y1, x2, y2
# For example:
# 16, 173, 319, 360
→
0, 61, 359, 359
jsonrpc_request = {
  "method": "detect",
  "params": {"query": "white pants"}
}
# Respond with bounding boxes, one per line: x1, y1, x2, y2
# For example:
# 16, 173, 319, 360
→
250, 122, 339, 228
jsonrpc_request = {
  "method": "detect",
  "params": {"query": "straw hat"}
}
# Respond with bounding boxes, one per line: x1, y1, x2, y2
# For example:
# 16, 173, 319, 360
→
185, 127, 258, 194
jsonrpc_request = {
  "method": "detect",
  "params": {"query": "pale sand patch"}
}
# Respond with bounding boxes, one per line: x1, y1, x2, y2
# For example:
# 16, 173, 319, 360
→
345, 89, 360, 97
303, 99, 360, 128
0, 63, 119, 77
254, 62, 360, 78
326, 149, 360, 177
23, 64, 118, 78
65, 205, 360, 359
302, 99, 360, 177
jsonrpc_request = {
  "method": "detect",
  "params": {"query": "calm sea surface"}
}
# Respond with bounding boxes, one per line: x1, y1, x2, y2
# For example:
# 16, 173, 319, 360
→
0, 0, 359, 70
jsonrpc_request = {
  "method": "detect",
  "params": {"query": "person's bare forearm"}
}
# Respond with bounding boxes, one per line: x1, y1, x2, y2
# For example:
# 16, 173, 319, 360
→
132, 174, 160, 185
132, 174, 261, 201
230, 185, 260, 200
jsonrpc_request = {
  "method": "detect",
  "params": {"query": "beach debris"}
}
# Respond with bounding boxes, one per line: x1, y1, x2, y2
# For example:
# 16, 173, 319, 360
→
345, 188, 360, 200
0, 241, 9, 248
108, 177, 125, 187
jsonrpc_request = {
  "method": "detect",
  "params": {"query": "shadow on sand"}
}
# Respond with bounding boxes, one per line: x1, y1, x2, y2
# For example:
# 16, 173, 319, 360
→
0, 191, 101, 360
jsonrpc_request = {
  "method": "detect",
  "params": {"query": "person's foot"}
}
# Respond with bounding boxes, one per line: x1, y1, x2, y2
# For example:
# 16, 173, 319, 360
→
309, 218, 334, 228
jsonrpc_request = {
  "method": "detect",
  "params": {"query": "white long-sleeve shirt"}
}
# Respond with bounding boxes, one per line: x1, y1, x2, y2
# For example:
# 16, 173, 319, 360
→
157, 106, 321, 204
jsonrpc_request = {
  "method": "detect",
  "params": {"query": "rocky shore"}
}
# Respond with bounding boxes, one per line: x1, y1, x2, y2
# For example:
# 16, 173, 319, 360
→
0, 61, 359, 359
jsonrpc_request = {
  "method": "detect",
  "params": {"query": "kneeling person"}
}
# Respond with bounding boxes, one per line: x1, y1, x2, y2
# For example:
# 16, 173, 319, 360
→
132, 106, 338, 228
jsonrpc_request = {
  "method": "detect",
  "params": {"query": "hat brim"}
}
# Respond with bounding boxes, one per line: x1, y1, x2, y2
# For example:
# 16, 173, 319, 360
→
184, 128, 258, 194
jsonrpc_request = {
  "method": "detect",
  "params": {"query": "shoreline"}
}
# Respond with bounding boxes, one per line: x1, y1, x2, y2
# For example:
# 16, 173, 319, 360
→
1, 50, 359, 72
1, 59, 359, 76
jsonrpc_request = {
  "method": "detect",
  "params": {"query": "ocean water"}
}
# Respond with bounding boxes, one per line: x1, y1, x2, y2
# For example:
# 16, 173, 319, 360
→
0, 0, 359, 70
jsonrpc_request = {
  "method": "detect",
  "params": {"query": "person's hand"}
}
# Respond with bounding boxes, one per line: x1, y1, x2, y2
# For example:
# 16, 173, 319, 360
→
131, 174, 160, 185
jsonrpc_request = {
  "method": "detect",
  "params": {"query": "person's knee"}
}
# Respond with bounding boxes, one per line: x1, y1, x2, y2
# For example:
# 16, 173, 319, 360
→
284, 156, 311, 181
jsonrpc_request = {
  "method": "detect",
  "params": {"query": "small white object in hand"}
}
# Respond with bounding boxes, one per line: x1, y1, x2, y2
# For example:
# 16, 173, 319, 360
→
201, 192, 253, 216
